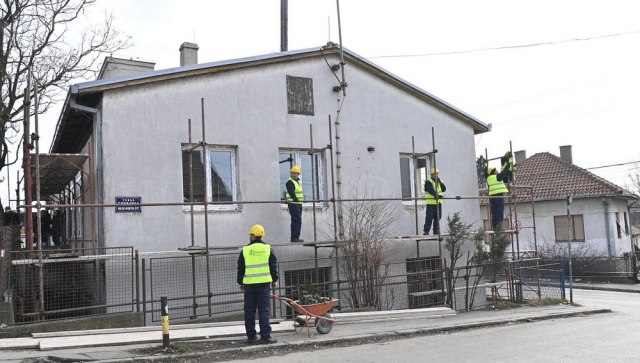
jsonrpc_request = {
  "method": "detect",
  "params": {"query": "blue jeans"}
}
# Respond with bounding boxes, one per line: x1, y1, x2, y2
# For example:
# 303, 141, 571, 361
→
244, 283, 272, 340
288, 203, 302, 240
423, 204, 442, 234
490, 196, 505, 230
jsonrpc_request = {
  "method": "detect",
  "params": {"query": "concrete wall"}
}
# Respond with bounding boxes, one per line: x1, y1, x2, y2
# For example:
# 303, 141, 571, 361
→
490, 197, 634, 257
96, 54, 482, 254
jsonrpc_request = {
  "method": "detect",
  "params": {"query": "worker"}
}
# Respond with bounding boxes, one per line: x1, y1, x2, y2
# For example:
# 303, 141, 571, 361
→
499, 151, 515, 184
486, 152, 513, 230
237, 224, 278, 344
423, 168, 446, 235
284, 165, 304, 242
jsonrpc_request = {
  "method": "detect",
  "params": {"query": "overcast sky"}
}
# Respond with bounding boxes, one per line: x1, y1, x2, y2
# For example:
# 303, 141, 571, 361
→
5, 0, 640, 206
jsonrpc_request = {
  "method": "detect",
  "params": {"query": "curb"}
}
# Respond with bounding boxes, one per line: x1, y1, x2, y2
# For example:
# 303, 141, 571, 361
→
571, 285, 640, 294
95, 308, 611, 362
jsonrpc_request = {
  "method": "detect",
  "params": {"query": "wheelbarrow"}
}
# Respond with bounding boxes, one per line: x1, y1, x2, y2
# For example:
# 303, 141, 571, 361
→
271, 293, 338, 337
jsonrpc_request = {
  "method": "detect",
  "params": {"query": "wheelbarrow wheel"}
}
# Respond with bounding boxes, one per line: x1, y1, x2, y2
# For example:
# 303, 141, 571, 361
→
315, 313, 333, 334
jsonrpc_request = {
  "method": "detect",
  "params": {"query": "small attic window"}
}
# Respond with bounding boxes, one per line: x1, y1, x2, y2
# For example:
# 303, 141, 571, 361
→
286, 75, 314, 115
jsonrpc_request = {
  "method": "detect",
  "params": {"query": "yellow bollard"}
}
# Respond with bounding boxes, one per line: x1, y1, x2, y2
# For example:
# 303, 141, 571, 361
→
161, 296, 170, 348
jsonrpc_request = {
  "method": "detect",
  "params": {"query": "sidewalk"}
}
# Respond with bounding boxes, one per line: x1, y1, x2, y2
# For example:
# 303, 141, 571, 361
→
1, 303, 610, 363
569, 281, 640, 293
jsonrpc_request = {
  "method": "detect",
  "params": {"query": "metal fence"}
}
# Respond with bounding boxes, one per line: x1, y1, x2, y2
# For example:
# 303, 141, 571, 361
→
2, 245, 566, 325
445, 259, 563, 311
542, 255, 638, 282
9, 247, 136, 323
145, 253, 563, 322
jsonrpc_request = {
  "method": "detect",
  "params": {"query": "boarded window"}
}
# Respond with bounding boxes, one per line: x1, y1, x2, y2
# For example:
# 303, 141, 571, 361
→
554, 215, 585, 242
286, 75, 314, 115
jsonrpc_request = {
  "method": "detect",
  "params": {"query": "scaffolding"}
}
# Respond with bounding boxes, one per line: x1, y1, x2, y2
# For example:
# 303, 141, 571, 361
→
4, 54, 544, 324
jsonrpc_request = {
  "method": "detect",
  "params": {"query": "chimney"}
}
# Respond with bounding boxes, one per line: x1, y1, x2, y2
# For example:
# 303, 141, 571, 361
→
560, 145, 573, 164
179, 42, 199, 66
514, 150, 526, 164
98, 57, 155, 80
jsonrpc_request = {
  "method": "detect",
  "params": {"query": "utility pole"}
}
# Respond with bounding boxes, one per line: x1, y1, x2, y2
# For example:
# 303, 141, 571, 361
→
566, 194, 573, 304
280, 0, 288, 52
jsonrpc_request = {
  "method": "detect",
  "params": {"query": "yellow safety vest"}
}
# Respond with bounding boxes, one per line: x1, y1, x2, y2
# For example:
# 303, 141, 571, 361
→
424, 178, 444, 205
487, 174, 509, 196
242, 243, 273, 285
284, 177, 304, 204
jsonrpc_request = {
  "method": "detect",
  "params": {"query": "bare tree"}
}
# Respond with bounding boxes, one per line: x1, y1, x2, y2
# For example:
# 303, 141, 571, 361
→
0, 0, 129, 175
335, 183, 399, 310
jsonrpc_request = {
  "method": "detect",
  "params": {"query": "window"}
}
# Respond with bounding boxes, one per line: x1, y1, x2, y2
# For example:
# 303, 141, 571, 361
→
399, 154, 432, 201
283, 267, 331, 318
616, 212, 622, 238
286, 75, 314, 115
279, 150, 324, 205
554, 215, 585, 242
182, 145, 237, 207
406, 257, 444, 308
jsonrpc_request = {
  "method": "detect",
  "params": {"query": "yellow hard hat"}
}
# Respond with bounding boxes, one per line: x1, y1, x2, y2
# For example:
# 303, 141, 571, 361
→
430, 168, 439, 174
290, 165, 301, 173
249, 224, 265, 237
488, 167, 496, 174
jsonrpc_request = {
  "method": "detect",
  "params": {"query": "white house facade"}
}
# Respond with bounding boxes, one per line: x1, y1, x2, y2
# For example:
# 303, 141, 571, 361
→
49, 43, 489, 260
484, 148, 637, 257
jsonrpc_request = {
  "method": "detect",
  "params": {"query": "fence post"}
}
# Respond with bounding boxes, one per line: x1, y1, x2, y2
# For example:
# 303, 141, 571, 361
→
559, 257, 566, 300
135, 250, 140, 313
161, 296, 170, 348
142, 258, 147, 326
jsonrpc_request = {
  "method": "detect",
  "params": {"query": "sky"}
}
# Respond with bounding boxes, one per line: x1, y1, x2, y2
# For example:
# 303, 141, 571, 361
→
4, 0, 640, 206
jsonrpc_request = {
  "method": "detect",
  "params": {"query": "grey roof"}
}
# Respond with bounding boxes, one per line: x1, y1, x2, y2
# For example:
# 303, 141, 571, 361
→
52, 44, 489, 153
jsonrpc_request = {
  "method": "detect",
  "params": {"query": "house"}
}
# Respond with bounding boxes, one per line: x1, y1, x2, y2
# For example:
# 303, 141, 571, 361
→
488, 146, 638, 257
44, 42, 489, 261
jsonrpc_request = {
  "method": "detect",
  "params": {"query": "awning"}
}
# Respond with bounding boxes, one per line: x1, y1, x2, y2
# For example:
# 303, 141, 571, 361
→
29, 153, 89, 199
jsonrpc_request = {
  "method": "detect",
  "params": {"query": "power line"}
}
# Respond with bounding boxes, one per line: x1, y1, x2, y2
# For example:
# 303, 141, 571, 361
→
368, 29, 640, 59
584, 160, 640, 170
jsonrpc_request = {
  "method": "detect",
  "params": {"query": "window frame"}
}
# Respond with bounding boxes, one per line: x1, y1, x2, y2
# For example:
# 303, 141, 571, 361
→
399, 153, 433, 204
181, 144, 238, 211
279, 149, 325, 207
553, 214, 585, 242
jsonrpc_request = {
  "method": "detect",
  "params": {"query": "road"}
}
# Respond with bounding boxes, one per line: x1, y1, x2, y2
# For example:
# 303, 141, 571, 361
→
229, 289, 640, 363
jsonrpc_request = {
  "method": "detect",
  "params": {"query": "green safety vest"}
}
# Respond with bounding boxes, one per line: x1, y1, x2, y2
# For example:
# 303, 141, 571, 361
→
487, 174, 509, 196
242, 243, 273, 285
424, 178, 444, 205
284, 177, 304, 204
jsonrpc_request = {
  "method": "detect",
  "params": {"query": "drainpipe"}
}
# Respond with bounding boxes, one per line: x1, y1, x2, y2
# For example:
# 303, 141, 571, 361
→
69, 93, 104, 249
603, 198, 612, 257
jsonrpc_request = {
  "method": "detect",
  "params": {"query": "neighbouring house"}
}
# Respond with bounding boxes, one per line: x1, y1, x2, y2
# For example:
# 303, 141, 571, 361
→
484, 146, 638, 257
43, 42, 489, 262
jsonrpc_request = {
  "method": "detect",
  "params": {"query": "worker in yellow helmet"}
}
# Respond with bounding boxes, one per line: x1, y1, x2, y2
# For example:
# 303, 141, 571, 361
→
284, 165, 304, 242
485, 152, 513, 230
423, 168, 446, 235
237, 224, 278, 344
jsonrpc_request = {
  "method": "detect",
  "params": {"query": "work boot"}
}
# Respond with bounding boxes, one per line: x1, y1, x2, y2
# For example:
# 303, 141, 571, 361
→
259, 337, 278, 344
290, 238, 304, 243
246, 337, 257, 344
422, 231, 429, 236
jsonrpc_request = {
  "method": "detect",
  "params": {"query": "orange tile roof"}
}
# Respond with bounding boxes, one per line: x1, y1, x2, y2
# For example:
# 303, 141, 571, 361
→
513, 152, 637, 201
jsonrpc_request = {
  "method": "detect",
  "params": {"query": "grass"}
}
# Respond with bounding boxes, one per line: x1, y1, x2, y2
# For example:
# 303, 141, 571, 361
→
485, 297, 569, 310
